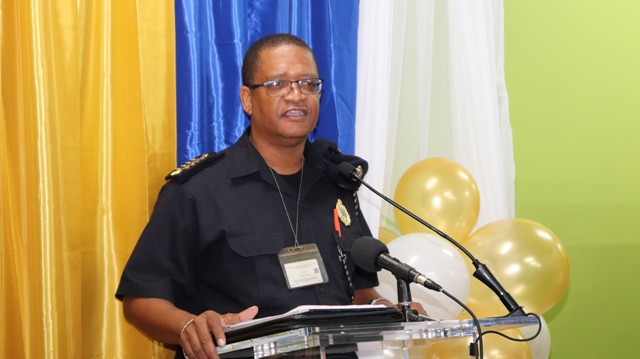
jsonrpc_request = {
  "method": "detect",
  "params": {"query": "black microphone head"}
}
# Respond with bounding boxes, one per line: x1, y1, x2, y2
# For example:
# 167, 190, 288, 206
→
352, 236, 389, 273
338, 162, 357, 180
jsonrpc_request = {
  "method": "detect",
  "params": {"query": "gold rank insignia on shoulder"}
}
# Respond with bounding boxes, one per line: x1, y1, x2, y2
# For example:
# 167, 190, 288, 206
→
164, 151, 226, 184
336, 199, 351, 227
168, 153, 211, 178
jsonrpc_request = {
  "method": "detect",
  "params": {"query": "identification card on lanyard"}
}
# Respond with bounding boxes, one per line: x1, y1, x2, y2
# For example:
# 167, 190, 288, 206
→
277, 243, 329, 289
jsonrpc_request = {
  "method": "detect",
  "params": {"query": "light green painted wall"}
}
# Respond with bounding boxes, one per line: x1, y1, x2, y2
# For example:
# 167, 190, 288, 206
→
505, 1, 640, 357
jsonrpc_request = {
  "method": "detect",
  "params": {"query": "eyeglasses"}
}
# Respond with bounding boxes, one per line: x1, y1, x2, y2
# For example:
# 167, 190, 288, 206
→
246, 78, 323, 97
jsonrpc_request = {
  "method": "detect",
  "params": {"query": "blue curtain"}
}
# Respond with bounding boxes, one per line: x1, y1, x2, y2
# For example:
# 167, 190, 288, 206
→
174, 0, 360, 163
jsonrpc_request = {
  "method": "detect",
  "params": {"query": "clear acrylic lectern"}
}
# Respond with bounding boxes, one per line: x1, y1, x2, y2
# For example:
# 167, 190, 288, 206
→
216, 306, 538, 358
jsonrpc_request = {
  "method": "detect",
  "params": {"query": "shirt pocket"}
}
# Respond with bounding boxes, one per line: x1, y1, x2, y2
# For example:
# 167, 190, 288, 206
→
226, 233, 290, 308
227, 233, 284, 257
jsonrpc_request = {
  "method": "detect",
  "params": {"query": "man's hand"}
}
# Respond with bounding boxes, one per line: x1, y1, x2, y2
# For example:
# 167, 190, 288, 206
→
122, 297, 259, 359
373, 298, 428, 316
353, 288, 428, 318
179, 306, 259, 359
404, 301, 427, 316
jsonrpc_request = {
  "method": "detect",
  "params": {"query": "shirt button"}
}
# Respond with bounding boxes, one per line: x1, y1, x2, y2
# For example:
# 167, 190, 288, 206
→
320, 288, 325, 293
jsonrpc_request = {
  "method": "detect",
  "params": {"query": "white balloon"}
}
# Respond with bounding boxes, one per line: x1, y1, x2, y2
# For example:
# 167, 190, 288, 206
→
375, 233, 471, 319
520, 315, 551, 359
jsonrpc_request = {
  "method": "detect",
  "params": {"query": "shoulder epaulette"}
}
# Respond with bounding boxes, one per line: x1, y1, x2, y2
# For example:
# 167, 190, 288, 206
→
165, 152, 223, 184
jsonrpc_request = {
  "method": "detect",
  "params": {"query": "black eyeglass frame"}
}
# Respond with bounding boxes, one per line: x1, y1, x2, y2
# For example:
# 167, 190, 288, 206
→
245, 78, 324, 97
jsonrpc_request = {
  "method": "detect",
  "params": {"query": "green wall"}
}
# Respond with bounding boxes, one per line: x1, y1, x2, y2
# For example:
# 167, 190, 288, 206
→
505, 1, 640, 357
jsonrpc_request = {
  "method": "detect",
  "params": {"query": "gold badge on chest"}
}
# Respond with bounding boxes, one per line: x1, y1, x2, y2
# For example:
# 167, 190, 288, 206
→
335, 199, 351, 227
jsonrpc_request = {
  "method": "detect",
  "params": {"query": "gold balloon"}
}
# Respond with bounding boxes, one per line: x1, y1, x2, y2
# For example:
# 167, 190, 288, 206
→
378, 226, 400, 244
464, 218, 569, 317
425, 330, 532, 359
394, 158, 480, 241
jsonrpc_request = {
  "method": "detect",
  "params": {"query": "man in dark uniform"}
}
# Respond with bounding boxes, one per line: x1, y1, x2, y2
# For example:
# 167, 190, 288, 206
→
116, 34, 415, 359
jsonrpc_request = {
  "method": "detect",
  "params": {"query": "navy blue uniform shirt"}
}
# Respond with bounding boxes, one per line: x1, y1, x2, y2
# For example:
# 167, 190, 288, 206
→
116, 129, 378, 319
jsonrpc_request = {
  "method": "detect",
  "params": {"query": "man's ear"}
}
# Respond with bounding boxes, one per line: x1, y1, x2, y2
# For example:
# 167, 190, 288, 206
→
240, 86, 252, 115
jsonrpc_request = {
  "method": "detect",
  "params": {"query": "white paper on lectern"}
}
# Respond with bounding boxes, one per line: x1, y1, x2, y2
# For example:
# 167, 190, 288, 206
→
223, 304, 387, 332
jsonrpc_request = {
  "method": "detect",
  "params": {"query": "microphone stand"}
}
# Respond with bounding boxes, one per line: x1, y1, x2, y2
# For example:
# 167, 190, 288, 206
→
396, 279, 424, 322
354, 171, 526, 317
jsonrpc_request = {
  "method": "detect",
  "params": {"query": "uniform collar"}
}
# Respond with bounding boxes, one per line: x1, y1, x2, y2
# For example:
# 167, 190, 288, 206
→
225, 129, 264, 179
226, 128, 327, 194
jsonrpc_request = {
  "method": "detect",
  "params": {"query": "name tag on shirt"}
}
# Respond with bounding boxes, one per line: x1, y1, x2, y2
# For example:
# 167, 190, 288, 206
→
278, 243, 329, 289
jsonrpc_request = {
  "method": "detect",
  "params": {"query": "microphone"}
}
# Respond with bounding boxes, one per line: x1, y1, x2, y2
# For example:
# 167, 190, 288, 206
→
340, 162, 526, 317
352, 236, 442, 292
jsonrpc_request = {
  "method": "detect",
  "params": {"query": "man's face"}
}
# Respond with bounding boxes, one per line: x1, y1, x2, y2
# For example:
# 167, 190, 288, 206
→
240, 44, 321, 145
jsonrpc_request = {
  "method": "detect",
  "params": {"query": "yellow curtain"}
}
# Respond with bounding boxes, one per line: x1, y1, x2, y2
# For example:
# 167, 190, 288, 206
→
1, 0, 176, 357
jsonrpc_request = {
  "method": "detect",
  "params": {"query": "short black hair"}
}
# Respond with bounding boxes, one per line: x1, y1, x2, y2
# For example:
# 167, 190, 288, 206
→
242, 33, 318, 85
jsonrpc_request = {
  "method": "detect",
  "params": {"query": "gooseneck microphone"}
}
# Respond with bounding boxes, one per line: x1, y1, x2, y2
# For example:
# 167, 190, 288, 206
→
352, 236, 442, 292
339, 162, 526, 317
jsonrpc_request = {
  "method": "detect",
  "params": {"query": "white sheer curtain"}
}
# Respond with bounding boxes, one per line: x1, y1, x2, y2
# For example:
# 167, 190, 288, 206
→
355, 0, 408, 236
356, 0, 514, 237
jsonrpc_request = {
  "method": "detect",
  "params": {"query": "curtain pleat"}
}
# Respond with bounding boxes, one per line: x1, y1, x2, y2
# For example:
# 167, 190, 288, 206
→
1, 0, 81, 357
1, 0, 175, 358
355, 0, 409, 236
